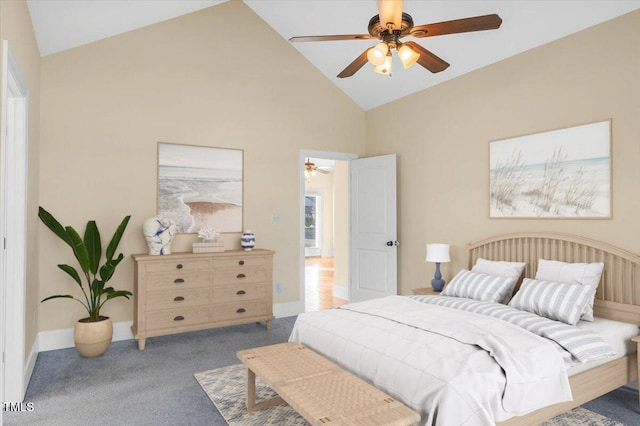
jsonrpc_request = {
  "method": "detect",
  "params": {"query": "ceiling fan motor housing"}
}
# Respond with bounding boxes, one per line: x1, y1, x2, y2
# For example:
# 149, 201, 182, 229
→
368, 12, 414, 40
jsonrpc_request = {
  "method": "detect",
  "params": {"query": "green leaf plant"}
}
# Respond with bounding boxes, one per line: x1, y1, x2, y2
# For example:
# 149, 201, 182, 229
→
39, 206, 132, 322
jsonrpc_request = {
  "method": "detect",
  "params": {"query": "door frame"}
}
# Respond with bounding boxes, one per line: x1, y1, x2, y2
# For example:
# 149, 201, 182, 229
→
299, 150, 357, 311
1, 40, 29, 403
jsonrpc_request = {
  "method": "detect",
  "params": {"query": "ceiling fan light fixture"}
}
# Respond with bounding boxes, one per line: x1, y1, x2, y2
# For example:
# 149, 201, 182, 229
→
398, 44, 420, 69
366, 42, 389, 66
374, 53, 392, 75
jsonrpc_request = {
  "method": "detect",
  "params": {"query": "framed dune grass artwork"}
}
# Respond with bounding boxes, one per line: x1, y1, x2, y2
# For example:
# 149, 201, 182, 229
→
489, 120, 611, 218
158, 142, 243, 233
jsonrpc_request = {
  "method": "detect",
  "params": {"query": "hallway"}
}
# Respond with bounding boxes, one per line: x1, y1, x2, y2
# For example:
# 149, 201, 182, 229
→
304, 257, 348, 311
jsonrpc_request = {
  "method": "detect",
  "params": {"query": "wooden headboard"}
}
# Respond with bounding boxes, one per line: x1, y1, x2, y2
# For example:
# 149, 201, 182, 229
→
466, 233, 640, 325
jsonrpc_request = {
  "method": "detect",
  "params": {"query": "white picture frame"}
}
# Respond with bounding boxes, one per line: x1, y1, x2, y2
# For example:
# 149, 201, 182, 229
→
489, 120, 611, 218
158, 142, 243, 233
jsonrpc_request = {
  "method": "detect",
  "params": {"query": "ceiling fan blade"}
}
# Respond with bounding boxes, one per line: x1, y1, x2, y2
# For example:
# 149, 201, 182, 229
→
410, 14, 502, 38
289, 34, 373, 43
337, 49, 370, 78
404, 42, 449, 73
378, 0, 403, 31
317, 169, 331, 175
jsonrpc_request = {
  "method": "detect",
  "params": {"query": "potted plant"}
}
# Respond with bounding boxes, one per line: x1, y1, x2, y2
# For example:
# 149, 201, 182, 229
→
39, 206, 132, 357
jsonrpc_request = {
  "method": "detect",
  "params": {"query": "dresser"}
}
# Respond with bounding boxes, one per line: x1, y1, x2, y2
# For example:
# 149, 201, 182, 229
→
131, 249, 275, 350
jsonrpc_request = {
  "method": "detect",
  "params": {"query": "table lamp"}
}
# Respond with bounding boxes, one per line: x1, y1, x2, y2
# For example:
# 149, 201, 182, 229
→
426, 243, 450, 292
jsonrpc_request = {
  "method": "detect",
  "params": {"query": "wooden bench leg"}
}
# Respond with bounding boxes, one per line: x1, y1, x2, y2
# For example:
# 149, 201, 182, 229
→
245, 367, 285, 412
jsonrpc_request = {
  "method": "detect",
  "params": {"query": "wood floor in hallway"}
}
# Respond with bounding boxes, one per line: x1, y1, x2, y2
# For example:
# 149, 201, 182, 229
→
305, 256, 348, 311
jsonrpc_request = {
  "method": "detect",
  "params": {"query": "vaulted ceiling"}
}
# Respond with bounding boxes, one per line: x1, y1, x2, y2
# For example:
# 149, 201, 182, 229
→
26, 0, 640, 110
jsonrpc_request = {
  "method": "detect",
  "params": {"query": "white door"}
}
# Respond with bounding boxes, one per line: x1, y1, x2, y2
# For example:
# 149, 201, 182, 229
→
349, 154, 397, 302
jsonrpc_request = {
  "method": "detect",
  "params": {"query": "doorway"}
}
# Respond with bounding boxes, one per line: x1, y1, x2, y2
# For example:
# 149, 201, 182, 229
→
300, 150, 355, 312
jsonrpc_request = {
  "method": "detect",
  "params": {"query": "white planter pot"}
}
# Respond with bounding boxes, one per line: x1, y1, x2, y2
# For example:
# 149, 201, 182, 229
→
74, 316, 113, 358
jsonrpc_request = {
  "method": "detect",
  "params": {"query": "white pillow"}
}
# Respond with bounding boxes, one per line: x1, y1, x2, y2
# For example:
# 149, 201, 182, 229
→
508, 278, 593, 326
472, 258, 526, 279
442, 269, 516, 303
471, 258, 526, 303
535, 259, 604, 321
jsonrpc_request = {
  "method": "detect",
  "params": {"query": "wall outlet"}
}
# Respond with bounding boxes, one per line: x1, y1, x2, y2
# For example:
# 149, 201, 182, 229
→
274, 282, 282, 294
271, 212, 281, 223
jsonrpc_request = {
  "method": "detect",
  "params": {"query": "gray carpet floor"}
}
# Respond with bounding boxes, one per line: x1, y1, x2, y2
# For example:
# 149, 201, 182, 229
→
4, 316, 639, 426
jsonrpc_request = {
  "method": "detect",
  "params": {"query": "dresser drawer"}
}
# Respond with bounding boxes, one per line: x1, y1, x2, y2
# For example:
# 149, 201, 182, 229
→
213, 268, 267, 285
212, 283, 267, 303
212, 301, 269, 322
146, 288, 210, 311
146, 269, 210, 291
214, 256, 268, 269
144, 259, 210, 273
145, 307, 210, 331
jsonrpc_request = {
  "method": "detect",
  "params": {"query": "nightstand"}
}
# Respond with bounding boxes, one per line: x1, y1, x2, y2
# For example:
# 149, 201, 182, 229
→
411, 287, 441, 295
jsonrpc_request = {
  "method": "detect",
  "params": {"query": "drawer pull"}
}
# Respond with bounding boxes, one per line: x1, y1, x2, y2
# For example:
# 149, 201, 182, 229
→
174, 296, 185, 302
174, 316, 185, 321
174, 278, 185, 284
236, 290, 246, 295
236, 273, 246, 279
239, 260, 245, 266
176, 264, 183, 269
236, 308, 246, 314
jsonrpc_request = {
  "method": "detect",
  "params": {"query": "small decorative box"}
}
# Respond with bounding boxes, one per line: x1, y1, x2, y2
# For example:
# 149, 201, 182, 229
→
192, 242, 225, 253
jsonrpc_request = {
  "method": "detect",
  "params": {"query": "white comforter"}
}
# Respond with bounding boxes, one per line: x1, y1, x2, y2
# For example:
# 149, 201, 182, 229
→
289, 295, 573, 425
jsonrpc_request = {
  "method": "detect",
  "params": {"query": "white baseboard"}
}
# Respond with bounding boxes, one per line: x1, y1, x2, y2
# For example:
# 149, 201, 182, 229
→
35, 306, 308, 352
273, 301, 304, 318
37, 321, 134, 352
35, 303, 308, 353
333, 284, 349, 301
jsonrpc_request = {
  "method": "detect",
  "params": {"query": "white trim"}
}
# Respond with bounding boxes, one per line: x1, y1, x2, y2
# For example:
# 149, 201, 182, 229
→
37, 321, 135, 352
34, 309, 308, 351
1, 40, 29, 403
273, 301, 304, 319
332, 284, 350, 301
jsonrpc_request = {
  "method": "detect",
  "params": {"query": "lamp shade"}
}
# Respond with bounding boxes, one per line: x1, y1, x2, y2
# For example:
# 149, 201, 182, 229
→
374, 53, 392, 75
397, 44, 420, 69
367, 42, 388, 66
426, 244, 450, 263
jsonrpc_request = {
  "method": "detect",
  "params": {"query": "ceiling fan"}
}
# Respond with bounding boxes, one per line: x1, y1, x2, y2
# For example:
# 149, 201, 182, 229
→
305, 159, 331, 177
289, 0, 502, 78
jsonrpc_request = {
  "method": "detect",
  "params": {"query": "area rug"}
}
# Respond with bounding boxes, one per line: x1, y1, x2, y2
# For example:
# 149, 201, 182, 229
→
195, 364, 624, 426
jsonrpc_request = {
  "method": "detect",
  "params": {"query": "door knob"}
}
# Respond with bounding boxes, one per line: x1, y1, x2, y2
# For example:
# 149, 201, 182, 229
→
386, 240, 399, 247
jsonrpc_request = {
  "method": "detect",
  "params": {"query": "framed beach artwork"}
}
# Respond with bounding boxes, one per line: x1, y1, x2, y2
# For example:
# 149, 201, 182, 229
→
158, 142, 243, 233
489, 120, 611, 218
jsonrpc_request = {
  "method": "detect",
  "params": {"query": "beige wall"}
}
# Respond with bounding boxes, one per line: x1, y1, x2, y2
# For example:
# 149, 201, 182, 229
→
22, 2, 640, 335
0, 0, 41, 358
38, 1, 365, 330
366, 10, 640, 294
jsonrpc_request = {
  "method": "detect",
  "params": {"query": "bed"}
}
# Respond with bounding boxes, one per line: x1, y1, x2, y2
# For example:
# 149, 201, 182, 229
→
289, 233, 639, 425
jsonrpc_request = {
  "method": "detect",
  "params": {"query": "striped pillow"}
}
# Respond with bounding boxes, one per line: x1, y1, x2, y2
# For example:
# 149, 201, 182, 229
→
508, 278, 592, 325
441, 269, 516, 303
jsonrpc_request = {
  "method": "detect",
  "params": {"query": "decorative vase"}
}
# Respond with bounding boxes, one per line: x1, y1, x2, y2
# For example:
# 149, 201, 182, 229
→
74, 316, 113, 358
240, 230, 255, 251
143, 215, 176, 255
